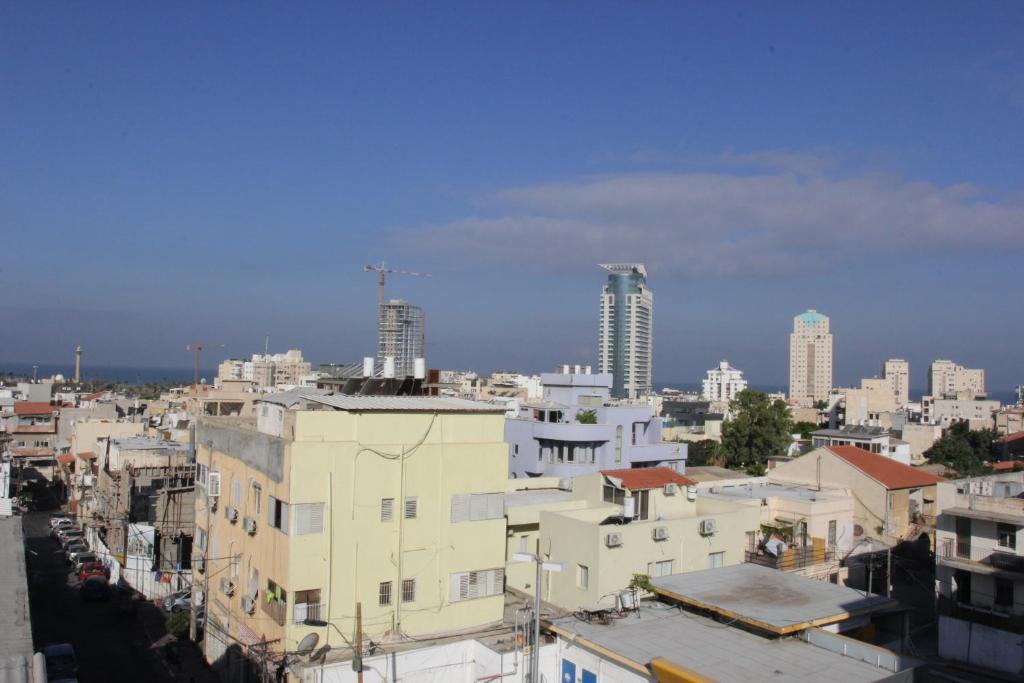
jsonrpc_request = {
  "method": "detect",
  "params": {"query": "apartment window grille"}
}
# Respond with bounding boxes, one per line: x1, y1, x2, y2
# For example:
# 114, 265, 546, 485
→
379, 581, 392, 606
381, 498, 394, 522
402, 579, 416, 603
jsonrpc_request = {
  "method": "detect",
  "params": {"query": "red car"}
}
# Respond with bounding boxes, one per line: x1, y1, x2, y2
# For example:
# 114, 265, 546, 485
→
79, 562, 109, 582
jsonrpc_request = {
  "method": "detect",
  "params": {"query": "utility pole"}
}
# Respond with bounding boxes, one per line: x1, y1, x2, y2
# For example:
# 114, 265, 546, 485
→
886, 548, 892, 598
189, 424, 199, 641
532, 539, 542, 683
354, 601, 363, 683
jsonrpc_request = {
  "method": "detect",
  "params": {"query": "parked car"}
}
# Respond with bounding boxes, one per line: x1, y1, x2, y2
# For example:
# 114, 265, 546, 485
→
63, 542, 87, 559
41, 643, 78, 680
56, 527, 82, 542
163, 589, 191, 613
51, 522, 76, 539
49, 515, 73, 529
67, 546, 93, 566
72, 552, 98, 571
79, 562, 109, 582
58, 531, 84, 548
80, 575, 111, 602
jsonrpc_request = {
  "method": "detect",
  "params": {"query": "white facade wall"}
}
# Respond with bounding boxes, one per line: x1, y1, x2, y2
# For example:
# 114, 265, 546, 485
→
701, 361, 747, 402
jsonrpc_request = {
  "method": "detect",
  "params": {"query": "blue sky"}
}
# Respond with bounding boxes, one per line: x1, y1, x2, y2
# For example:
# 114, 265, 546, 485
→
2, 3, 1022, 392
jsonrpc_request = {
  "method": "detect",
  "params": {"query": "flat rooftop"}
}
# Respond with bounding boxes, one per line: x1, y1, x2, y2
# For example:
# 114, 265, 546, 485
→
650, 563, 894, 634
547, 604, 902, 683
504, 488, 575, 508
111, 436, 190, 451
0, 517, 34, 667
701, 480, 848, 504
260, 389, 504, 413
682, 466, 751, 482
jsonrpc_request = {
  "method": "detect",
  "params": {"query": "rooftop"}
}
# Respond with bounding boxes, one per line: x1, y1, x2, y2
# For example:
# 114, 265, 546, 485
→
602, 467, 695, 490
503, 487, 575, 508
546, 602, 901, 683
682, 466, 752, 483
826, 446, 946, 489
650, 563, 894, 635
259, 389, 504, 413
701, 480, 849, 504
0, 518, 34, 666
111, 436, 190, 452
942, 506, 1024, 526
796, 309, 827, 324
813, 425, 889, 439
14, 401, 54, 415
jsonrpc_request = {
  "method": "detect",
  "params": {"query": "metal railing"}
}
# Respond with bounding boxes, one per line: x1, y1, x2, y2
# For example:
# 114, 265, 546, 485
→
745, 542, 835, 571
293, 601, 322, 624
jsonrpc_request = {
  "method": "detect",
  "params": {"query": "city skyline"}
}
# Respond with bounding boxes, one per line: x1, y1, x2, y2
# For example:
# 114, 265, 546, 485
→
2, 4, 1022, 390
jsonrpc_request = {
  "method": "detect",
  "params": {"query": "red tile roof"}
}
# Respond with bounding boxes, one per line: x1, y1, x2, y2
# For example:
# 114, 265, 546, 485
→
1000, 431, 1024, 444
601, 467, 695, 490
992, 461, 1022, 471
827, 446, 946, 489
14, 401, 54, 415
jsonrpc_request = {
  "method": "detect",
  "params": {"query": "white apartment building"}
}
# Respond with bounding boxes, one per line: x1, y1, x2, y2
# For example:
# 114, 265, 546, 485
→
935, 473, 1024, 675
217, 350, 311, 389
922, 394, 1000, 430
883, 358, 910, 405
598, 264, 653, 400
789, 310, 833, 407
701, 361, 747, 402
929, 359, 985, 398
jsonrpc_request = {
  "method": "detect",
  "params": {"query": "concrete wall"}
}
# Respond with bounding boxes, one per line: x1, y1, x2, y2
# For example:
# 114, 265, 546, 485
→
938, 615, 1024, 676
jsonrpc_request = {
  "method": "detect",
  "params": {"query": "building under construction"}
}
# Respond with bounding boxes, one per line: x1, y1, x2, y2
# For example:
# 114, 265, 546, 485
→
377, 299, 424, 378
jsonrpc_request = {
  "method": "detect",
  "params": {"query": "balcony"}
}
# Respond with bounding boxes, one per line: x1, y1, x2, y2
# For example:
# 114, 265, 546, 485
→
938, 596, 1024, 633
260, 593, 287, 626
746, 540, 835, 571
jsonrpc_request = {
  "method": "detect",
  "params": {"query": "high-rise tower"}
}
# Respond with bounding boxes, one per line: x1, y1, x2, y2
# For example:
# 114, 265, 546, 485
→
598, 264, 652, 399
377, 299, 425, 378
788, 310, 833, 406
883, 358, 910, 405
74, 345, 82, 383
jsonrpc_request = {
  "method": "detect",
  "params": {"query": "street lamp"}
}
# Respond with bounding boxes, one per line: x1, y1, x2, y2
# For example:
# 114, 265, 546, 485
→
513, 550, 564, 683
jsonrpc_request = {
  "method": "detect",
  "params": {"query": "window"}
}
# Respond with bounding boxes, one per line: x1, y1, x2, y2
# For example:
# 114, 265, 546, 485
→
268, 495, 289, 533
450, 493, 503, 522
231, 478, 241, 507
266, 578, 287, 605
649, 560, 673, 578
402, 579, 416, 603
519, 535, 529, 553
197, 463, 209, 488
293, 503, 325, 535
828, 520, 837, 548
707, 552, 725, 569
253, 483, 262, 515
404, 497, 417, 520
995, 578, 1014, 610
997, 523, 1017, 550
196, 527, 208, 551
577, 564, 589, 589
513, 444, 519, 456
379, 581, 393, 606
602, 485, 625, 506
381, 498, 394, 522
449, 569, 504, 602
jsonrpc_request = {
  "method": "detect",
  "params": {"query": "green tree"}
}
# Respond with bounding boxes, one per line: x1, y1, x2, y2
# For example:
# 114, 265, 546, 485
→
575, 409, 598, 424
721, 390, 794, 472
686, 439, 726, 467
792, 421, 819, 439
925, 422, 997, 476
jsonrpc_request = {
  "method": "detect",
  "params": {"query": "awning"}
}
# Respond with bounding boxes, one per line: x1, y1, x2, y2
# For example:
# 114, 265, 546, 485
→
57, 454, 75, 467
77, 452, 97, 461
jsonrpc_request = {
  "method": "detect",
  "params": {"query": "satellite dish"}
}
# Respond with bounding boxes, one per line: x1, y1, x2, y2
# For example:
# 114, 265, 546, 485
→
310, 645, 331, 662
296, 632, 319, 657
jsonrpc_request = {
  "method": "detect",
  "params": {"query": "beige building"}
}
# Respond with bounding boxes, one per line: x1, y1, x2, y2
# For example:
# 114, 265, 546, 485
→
834, 379, 900, 426
194, 391, 509, 681
929, 360, 985, 398
922, 394, 1000, 430
789, 310, 833, 407
769, 445, 945, 547
995, 407, 1024, 436
883, 358, 910, 406
505, 468, 759, 611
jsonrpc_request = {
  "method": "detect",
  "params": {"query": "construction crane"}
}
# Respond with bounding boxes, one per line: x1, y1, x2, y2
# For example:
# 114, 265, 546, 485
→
186, 343, 225, 391
364, 262, 431, 309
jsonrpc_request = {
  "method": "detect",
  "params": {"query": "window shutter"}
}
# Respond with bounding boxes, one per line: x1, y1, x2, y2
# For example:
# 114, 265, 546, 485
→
404, 497, 417, 520
280, 502, 289, 534
309, 503, 324, 533
232, 479, 241, 507
487, 493, 504, 520
469, 495, 488, 522
268, 496, 276, 525
381, 498, 394, 522
294, 504, 325, 535
207, 472, 221, 497
450, 494, 469, 523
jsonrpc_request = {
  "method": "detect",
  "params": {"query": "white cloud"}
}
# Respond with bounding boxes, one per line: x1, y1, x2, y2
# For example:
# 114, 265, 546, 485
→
395, 160, 1024, 277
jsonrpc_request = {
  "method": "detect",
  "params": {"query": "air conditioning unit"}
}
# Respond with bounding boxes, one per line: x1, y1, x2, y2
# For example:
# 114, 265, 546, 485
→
243, 516, 257, 535
605, 532, 623, 548
241, 595, 256, 614
686, 486, 698, 501
652, 526, 668, 541
220, 577, 236, 596
700, 518, 717, 536
663, 483, 679, 496
227, 507, 239, 523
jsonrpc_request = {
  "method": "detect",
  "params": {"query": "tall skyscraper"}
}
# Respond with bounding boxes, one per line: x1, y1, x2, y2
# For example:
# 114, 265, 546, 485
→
788, 310, 833, 406
928, 359, 985, 398
598, 264, 652, 399
378, 299, 425, 378
883, 358, 910, 405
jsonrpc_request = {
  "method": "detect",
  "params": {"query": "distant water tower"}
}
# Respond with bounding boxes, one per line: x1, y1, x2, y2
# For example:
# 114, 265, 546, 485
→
74, 345, 82, 383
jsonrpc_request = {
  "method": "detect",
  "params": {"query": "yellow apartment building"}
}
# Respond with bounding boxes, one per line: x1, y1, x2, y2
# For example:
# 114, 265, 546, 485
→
506, 468, 760, 611
194, 391, 509, 681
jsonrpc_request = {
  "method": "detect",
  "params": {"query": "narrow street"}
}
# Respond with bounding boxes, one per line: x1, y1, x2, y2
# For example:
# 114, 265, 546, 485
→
22, 510, 215, 683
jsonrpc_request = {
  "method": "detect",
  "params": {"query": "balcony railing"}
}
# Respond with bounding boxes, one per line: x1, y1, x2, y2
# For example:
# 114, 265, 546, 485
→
746, 541, 835, 571
956, 541, 971, 559
938, 596, 1024, 633
261, 594, 287, 626
293, 601, 322, 624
